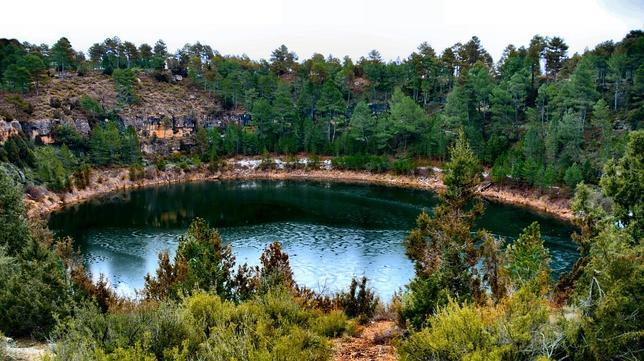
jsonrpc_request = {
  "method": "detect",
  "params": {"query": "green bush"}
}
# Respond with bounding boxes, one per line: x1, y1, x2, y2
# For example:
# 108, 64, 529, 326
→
34, 146, 73, 192
399, 301, 503, 361
50, 290, 335, 361
0, 240, 76, 339
112, 68, 138, 105
311, 310, 354, 337
392, 158, 415, 175
564, 163, 583, 189
333, 155, 390, 173
128, 164, 144, 181
399, 272, 450, 330
79, 94, 104, 119
338, 276, 379, 324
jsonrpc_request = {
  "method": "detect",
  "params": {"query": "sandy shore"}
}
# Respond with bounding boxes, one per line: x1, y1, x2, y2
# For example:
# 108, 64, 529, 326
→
24, 162, 573, 221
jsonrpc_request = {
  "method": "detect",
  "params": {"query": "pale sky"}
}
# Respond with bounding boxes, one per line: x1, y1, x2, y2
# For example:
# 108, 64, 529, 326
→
2, 0, 643, 62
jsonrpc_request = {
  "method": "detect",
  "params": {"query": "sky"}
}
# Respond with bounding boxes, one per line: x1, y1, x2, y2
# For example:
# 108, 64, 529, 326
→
2, 0, 643, 62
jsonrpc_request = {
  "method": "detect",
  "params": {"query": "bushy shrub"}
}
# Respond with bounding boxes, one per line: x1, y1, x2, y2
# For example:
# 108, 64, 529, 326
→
53, 124, 86, 149
399, 272, 450, 330
6, 94, 33, 114
73, 163, 92, 190
338, 276, 379, 324
143, 218, 236, 301
128, 164, 144, 181
50, 290, 336, 361
0, 239, 76, 339
311, 310, 354, 337
399, 301, 502, 361
34, 146, 73, 192
392, 158, 415, 175
333, 155, 390, 173
79, 94, 104, 119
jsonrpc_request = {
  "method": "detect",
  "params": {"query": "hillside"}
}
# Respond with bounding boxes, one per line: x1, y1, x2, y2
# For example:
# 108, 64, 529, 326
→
0, 71, 235, 155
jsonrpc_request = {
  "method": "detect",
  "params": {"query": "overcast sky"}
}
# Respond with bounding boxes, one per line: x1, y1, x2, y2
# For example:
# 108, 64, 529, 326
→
2, 0, 642, 62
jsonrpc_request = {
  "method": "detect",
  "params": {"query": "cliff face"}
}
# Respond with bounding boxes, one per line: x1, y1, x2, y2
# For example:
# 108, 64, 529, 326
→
0, 72, 248, 155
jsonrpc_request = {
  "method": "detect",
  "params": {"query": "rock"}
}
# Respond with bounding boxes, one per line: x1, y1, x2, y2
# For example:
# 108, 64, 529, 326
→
144, 165, 158, 179
25, 185, 47, 200
415, 166, 430, 177
174, 75, 183, 81
0, 120, 21, 143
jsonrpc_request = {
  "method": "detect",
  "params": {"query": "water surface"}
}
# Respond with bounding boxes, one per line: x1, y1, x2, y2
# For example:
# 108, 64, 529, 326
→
49, 180, 577, 299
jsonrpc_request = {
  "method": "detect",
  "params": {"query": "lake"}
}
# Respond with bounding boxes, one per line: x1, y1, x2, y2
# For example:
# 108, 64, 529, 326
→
49, 180, 577, 300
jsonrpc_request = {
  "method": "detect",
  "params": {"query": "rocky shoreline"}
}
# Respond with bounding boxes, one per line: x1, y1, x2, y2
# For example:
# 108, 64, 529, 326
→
24, 159, 574, 222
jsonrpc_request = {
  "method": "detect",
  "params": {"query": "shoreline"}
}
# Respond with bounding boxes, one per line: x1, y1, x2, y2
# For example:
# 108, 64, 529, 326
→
25, 162, 574, 222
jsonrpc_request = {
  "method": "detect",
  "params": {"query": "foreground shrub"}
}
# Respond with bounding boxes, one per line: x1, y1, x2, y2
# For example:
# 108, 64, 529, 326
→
399, 289, 563, 361
399, 301, 502, 361
50, 290, 337, 360
399, 272, 450, 330
143, 218, 236, 301
338, 276, 379, 324
0, 239, 76, 339
311, 310, 355, 337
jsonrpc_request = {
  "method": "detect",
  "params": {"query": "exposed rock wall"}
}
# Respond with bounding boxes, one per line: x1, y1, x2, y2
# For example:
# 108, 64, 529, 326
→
0, 120, 21, 143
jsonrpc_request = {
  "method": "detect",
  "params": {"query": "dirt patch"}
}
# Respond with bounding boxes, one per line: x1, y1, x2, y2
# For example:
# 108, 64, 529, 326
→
332, 320, 399, 361
4, 338, 49, 361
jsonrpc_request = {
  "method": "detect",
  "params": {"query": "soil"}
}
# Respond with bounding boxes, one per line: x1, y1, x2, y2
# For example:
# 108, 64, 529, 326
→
332, 321, 399, 361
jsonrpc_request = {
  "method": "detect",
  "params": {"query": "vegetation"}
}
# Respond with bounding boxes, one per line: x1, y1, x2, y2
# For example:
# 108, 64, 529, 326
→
2, 31, 642, 192
397, 131, 643, 360
0, 30, 641, 360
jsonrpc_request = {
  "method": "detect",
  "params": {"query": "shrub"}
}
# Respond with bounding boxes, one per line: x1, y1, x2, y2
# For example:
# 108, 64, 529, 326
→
311, 310, 354, 337
398, 301, 502, 361
257, 242, 295, 291
50, 290, 336, 361
128, 164, 144, 181
53, 124, 86, 150
333, 155, 390, 173
6, 94, 33, 114
338, 276, 378, 324
143, 218, 236, 301
155, 158, 167, 171
79, 94, 104, 119
309, 154, 321, 169
34, 146, 72, 192
392, 158, 415, 175
399, 272, 450, 330
564, 163, 583, 189
112, 68, 139, 105
0, 239, 76, 339
365, 155, 390, 173
73, 163, 92, 190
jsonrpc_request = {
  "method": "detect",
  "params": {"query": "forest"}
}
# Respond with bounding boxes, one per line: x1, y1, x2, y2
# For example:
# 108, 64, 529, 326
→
0, 30, 642, 360
1, 31, 642, 190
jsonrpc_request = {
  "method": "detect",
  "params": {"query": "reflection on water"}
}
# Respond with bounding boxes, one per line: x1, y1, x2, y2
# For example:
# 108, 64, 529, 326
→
49, 180, 577, 299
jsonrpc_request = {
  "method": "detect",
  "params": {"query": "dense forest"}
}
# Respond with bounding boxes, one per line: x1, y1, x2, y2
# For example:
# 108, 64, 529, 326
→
0, 31, 642, 360
1, 31, 642, 191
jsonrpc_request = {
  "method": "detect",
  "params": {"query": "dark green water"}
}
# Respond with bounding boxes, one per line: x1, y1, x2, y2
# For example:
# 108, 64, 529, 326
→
49, 180, 577, 299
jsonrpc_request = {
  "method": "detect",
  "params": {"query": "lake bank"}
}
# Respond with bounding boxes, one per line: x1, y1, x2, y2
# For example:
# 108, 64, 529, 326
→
25, 158, 573, 221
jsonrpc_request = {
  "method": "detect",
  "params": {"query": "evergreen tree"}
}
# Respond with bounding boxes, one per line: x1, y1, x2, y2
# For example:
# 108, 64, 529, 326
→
50, 37, 75, 77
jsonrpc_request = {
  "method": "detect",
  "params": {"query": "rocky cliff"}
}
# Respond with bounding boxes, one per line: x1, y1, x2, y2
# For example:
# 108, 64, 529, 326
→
0, 72, 249, 155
